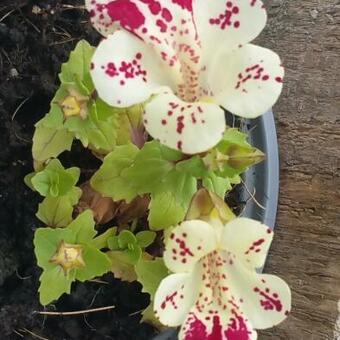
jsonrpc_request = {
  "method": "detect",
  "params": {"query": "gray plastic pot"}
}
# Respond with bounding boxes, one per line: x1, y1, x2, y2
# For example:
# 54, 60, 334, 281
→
152, 110, 279, 340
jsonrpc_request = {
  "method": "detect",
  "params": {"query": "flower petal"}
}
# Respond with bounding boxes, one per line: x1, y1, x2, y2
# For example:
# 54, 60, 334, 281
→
91, 30, 175, 107
154, 268, 201, 327
86, 0, 118, 36
209, 44, 284, 118
194, 0, 267, 63
220, 217, 273, 269
179, 303, 257, 340
144, 92, 226, 154
87, 0, 200, 71
226, 260, 291, 329
164, 220, 218, 273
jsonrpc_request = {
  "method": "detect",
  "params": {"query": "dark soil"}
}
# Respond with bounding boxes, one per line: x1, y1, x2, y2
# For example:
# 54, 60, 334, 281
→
0, 0, 156, 339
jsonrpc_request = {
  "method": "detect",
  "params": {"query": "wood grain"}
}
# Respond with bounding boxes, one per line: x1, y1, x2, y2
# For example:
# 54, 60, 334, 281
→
257, 1, 340, 339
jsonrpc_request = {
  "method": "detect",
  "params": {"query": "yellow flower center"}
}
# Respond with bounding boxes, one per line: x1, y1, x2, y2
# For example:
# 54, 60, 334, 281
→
61, 96, 82, 117
50, 240, 85, 275
199, 96, 215, 104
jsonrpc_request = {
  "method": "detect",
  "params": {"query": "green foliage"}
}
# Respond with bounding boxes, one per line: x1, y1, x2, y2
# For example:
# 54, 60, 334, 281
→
91, 141, 198, 230
91, 138, 258, 229
32, 125, 73, 165
59, 40, 94, 90
116, 104, 146, 147
90, 144, 140, 202
34, 211, 112, 305
30, 159, 80, 197
107, 230, 156, 265
36, 187, 82, 228
210, 128, 265, 178
26, 160, 82, 227
32, 40, 122, 165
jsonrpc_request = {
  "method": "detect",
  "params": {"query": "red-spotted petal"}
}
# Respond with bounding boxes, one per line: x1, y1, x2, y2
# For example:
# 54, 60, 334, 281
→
179, 250, 290, 336
220, 218, 273, 269
224, 259, 291, 330
144, 92, 226, 154
86, 0, 200, 73
194, 0, 267, 64
90, 30, 176, 107
209, 44, 284, 118
164, 220, 218, 273
179, 303, 257, 340
154, 268, 201, 327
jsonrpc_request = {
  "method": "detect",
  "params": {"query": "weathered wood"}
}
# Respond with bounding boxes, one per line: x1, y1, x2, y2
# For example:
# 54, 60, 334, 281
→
257, 1, 340, 339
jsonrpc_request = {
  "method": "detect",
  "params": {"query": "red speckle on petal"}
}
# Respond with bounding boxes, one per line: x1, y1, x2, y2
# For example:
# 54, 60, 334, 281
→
161, 119, 167, 125
276, 76, 284, 83
172, 0, 193, 11
106, 0, 145, 32
161, 8, 173, 22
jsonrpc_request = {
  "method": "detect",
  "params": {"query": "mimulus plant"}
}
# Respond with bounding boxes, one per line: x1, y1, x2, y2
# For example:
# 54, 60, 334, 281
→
24, 0, 291, 338
86, 0, 284, 153
154, 190, 291, 339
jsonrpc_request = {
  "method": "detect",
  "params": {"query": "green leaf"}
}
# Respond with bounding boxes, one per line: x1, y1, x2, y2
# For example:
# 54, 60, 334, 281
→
24, 172, 36, 191
118, 230, 137, 248
34, 227, 75, 271
32, 125, 73, 164
176, 156, 208, 178
91, 144, 140, 202
39, 87, 68, 129
91, 227, 117, 249
122, 141, 181, 194
136, 231, 156, 248
36, 188, 82, 228
39, 266, 75, 306
68, 210, 97, 244
124, 246, 142, 265
108, 236, 120, 250
135, 258, 168, 297
115, 104, 144, 146
75, 244, 111, 282
31, 159, 80, 197
59, 40, 95, 90
216, 128, 265, 177
148, 170, 197, 230
108, 231, 142, 264
202, 172, 232, 198
148, 191, 186, 231
63, 102, 119, 152
107, 251, 137, 282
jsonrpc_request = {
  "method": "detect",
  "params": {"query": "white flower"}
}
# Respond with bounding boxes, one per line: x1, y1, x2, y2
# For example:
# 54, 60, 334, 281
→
86, 0, 284, 154
154, 217, 291, 339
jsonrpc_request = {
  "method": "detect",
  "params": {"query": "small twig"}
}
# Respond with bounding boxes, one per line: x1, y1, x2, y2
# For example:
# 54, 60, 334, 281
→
61, 4, 86, 10
0, 9, 15, 23
241, 179, 266, 210
89, 279, 109, 285
13, 130, 32, 144
13, 330, 24, 338
33, 305, 115, 316
129, 309, 144, 316
15, 269, 32, 280
11, 96, 31, 121
88, 287, 103, 308
19, 328, 50, 340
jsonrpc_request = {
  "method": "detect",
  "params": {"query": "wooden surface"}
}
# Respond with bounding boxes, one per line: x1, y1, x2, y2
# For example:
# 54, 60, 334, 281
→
257, 1, 340, 339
